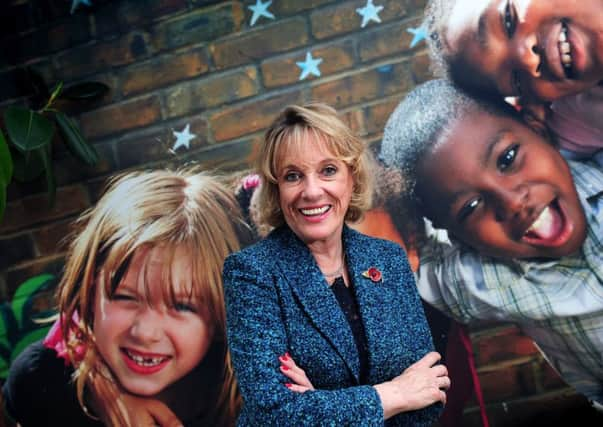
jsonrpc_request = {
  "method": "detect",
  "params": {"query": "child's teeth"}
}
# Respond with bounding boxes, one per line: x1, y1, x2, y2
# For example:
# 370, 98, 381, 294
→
127, 350, 166, 366
526, 206, 553, 236
559, 30, 567, 42
560, 42, 571, 54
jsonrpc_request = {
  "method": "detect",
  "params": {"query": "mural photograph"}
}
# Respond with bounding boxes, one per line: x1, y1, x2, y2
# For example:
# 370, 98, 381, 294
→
0, 0, 601, 426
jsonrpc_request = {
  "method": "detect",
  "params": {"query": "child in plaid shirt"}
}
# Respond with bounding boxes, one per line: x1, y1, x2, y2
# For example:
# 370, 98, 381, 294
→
380, 79, 603, 410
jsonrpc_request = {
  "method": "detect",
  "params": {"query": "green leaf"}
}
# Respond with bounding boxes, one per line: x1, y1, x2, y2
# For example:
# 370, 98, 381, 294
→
41, 143, 56, 206
11, 273, 55, 328
4, 107, 54, 152
0, 349, 9, 380
0, 130, 13, 184
60, 81, 110, 100
10, 327, 50, 364
11, 148, 45, 182
54, 112, 98, 166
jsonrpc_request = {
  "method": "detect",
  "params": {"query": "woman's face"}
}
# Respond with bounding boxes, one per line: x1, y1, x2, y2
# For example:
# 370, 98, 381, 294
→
444, 0, 603, 102
276, 134, 354, 246
93, 245, 214, 397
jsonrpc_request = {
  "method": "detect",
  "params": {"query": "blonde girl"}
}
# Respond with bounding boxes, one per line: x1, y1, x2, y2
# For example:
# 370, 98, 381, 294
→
3, 168, 242, 426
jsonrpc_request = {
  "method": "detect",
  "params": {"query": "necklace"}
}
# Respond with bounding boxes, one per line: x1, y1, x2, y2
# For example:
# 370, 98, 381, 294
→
322, 264, 344, 278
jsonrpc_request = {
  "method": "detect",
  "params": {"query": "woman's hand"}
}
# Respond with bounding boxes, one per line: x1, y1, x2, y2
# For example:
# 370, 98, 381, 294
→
374, 352, 449, 419
279, 353, 315, 393
118, 394, 183, 427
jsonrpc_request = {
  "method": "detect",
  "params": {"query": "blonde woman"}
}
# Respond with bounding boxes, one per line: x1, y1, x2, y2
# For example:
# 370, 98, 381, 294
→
3, 168, 242, 426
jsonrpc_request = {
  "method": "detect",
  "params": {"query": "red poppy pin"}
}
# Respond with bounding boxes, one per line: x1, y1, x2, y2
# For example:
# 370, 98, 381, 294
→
362, 267, 382, 283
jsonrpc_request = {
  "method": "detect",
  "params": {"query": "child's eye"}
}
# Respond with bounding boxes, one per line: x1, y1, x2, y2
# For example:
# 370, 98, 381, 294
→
497, 144, 519, 171
322, 165, 338, 176
457, 197, 481, 223
173, 302, 197, 313
284, 171, 301, 182
111, 293, 137, 302
503, 0, 517, 37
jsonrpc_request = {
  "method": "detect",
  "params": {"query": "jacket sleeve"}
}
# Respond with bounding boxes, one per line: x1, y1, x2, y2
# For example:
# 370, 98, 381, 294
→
223, 252, 384, 426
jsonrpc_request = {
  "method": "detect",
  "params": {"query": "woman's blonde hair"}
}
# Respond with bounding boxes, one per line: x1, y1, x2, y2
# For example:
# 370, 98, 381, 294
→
57, 167, 242, 426
255, 103, 375, 228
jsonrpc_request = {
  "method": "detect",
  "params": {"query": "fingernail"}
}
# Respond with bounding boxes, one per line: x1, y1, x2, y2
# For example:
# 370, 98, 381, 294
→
285, 383, 292, 388
285, 352, 291, 359
281, 365, 289, 371
280, 353, 288, 361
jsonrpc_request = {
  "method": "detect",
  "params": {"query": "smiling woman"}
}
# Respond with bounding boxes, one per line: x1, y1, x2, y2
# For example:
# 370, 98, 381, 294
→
223, 103, 447, 426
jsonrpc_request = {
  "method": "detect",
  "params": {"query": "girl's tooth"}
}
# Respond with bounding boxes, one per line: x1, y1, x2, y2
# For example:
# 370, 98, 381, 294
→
560, 42, 571, 54
562, 53, 572, 64
559, 30, 567, 42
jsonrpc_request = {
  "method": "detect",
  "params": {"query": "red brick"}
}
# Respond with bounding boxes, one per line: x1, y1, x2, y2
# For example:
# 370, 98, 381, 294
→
0, 233, 35, 270
473, 326, 540, 368
364, 97, 403, 135
341, 109, 366, 137
478, 362, 539, 402
210, 18, 309, 70
409, 52, 433, 84
121, 50, 210, 96
53, 141, 117, 187
57, 31, 153, 80
5, 255, 65, 298
31, 218, 76, 256
116, 118, 208, 169
261, 39, 355, 88
153, 3, 244, 51
271, 0, 336, 15
175, 137, 259, 172
165, 67, 260, 118
310, 0, 409, 40
0, 185, 90, 234
79, 95, 162, 140
95, 0, 188, 35
311, 61, 411, 109
357, 19, 423, 63
209, 90, 303, 142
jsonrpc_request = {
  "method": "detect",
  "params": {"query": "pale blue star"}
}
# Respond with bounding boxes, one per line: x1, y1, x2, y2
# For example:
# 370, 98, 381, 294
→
172, 124, 196, 151
296, 52, 323, 81
356, 0, 384, 28
248, 0, 275, 26
71, 0, 92, 14
407, 25, 429, 48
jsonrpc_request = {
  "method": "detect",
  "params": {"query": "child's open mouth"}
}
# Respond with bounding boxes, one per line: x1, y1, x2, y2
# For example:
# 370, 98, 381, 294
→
521, 199, 573, 247
558, 21, 575, 78
121, 348, 171, 374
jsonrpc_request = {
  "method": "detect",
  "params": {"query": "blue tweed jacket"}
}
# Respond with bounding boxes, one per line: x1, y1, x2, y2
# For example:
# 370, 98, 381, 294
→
224, 225, 441, 426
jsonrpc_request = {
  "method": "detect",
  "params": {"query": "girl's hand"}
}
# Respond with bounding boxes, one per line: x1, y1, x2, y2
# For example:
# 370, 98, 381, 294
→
279, 353, 315, 393
374, 352, 450, 419
119, 394, 183, 427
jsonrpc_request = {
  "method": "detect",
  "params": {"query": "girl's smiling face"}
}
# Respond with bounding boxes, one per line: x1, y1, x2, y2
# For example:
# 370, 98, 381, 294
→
416, 109, 586, 259
93, 245, 214, 398
444, 0, 603, 102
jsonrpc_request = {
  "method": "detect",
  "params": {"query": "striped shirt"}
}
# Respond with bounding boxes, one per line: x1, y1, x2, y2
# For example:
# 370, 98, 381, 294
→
416, 157, 603, 404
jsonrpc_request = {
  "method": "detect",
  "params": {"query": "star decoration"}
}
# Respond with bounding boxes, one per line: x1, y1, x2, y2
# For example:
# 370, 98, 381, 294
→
296, 52, 323, 81
356, 0, 383, 28
172, 124, 196, 151
407, 25, 428, 48
71, 0, 92, 14
248, 0, 275, 26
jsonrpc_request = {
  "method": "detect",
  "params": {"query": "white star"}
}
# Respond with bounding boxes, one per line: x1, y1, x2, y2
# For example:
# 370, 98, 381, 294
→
248, 0, 275, 26
296, 52, 323, 81
71, 0, 92, 14
407, 26, 428, 48
172, 124, 196, 151
356, 0, 383, 28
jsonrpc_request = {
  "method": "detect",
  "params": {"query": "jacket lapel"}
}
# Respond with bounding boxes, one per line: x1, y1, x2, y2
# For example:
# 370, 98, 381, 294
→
274, 226, 360, 382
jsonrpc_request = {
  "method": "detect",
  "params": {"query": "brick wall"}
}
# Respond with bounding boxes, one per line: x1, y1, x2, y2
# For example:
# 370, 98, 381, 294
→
0, 0, 584, 424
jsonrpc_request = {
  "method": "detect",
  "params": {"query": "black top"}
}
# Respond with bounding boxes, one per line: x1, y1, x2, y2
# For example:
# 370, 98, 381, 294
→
3, 340, 102, 427
329, 276, 370, 384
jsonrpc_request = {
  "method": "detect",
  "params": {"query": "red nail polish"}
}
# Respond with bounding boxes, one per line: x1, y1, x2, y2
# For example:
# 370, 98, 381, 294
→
285, 352, 291, 359
285, 383, 292, 388
281, 365, 289, 371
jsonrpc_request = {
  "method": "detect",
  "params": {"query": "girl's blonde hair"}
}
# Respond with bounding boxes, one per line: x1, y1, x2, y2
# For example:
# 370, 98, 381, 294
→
57, 167, 242, 426
256, 103, 375, 228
